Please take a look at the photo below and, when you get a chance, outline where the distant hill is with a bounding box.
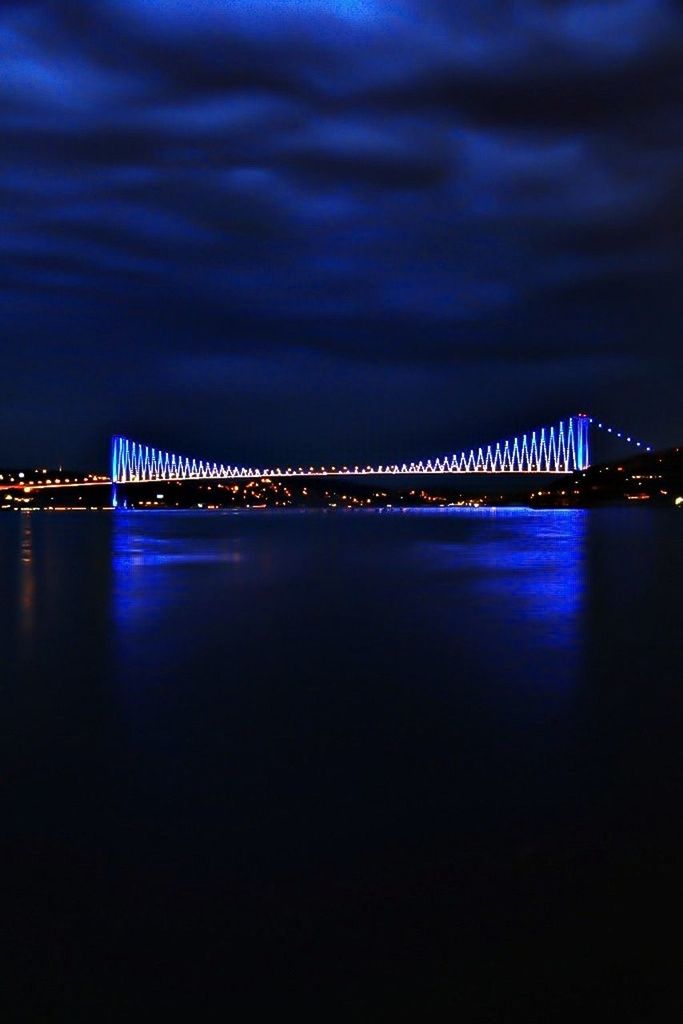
[524,446,683,508]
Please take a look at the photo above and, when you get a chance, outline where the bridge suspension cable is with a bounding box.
[588,417,652,452]
[111,414,593,485]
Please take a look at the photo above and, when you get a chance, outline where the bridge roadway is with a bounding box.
[5,463,578,495]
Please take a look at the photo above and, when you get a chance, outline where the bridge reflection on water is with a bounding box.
[111,507,587,699]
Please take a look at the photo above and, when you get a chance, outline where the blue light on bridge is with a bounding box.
[110,415,596,487]
[109,414,653,498]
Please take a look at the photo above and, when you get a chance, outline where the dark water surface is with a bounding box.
[1,508,681,1018]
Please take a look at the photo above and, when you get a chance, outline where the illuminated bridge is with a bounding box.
[110,414,651,487]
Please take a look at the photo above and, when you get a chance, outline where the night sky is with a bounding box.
[2,1,682,469]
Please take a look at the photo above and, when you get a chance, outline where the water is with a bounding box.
[1,508,681,1017]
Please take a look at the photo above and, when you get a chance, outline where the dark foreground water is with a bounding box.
[1,508,681,1019]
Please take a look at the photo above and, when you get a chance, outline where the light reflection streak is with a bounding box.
[111,511,244,657]
[18,513,35,642]
[418,508,587,684]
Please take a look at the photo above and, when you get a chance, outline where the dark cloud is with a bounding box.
[1,0,682,466]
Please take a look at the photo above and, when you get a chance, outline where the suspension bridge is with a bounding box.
[110,414,651,489]
[3,414,654,503]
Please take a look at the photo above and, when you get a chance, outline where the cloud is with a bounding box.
[1,0,682,462]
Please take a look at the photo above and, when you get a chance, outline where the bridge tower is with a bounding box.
[573,413,591,471]
[110,435,119,508]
